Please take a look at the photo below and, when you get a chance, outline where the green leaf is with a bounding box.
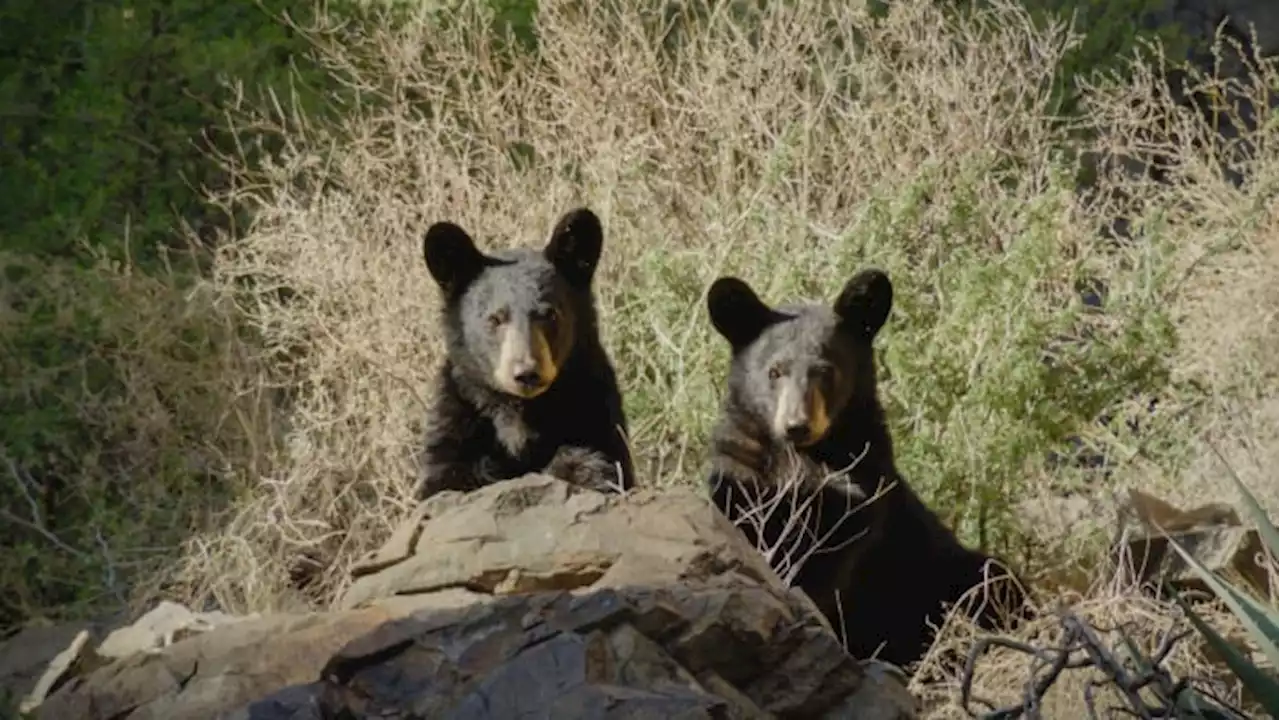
[1215,445,1280,562]
[1162,531,1279,669]
[1170,588,1279,718]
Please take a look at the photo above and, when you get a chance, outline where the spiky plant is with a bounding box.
[1161,468,1279,719]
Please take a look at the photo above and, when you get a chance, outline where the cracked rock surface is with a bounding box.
[240,584,916,719]
[29,475,918,719]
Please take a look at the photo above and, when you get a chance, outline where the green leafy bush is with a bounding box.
[959,0,1192,119]
[0,0,341,627]
[0,248,266,627]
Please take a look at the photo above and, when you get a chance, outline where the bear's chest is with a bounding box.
[486,404,573,470]
[490,405,538,459]
[480,391,588,475]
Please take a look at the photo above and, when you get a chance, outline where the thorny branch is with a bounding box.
[960,607,1252,720]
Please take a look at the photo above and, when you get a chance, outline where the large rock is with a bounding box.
[237,583,916,719]
[339,470,783,609]
[31,475,919,719]
[31,600,439,719]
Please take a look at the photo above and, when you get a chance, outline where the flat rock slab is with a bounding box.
[1112,488,1270,595]
[339,474,781,611]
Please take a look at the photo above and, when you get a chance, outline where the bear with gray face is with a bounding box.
[704,269,1028,670]
[413,207,635,502]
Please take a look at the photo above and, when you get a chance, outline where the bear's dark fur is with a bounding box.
[704,269,1029,670]
[413,207,635,502]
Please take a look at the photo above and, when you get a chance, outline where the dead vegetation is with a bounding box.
[915,589,1263,718]
[13,0,1266,714]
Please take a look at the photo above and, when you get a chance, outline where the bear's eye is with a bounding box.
[487,309,509,329]
[540,307,559,324]
[767,365,782,382]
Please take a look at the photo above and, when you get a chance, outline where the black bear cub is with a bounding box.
[414,207,635,502]
[704,269,1029,670]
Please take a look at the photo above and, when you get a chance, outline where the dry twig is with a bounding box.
[961,607,1251,720]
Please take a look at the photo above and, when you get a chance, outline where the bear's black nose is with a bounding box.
[514,370,542,389]
[785,424,810,443]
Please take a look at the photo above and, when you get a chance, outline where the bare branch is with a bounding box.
[960,607,1251,720]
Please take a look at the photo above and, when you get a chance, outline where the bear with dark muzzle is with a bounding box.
[413,207,635,502]
[704,269,1029,671]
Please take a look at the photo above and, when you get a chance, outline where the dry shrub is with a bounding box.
[918,37,1278,713]
[1068,33,1279,519]
[914,585,1260,718]
[917,492,1279,718]
[162,0,1275,652]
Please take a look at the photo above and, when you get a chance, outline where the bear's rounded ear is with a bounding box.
[423,221,487,296]
[707,277,777,351]
[544,207,603,289]
[834,269,893,339]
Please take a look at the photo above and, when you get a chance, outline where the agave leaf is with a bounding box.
[1213,445,1280,562]
[1120,626,1237,719]
[1160,525,1279,668]
[1171,589,1279,718]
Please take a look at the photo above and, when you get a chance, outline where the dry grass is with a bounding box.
[1072,40,1280,519]
[915,587,1265,718]
[918,464,1279,717]
[86,0,1276,712]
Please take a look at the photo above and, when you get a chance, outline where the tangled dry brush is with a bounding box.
[134,0,1278,712]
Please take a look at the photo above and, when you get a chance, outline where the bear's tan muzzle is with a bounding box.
[494,323,558,399]
[772,381,830,447]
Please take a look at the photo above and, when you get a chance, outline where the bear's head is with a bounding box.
[707,269,893,448]
[422,208,604,399]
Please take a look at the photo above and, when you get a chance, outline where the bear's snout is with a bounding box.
[513,367,543,390]
[772,380,830,447]
[492,320,559,399]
